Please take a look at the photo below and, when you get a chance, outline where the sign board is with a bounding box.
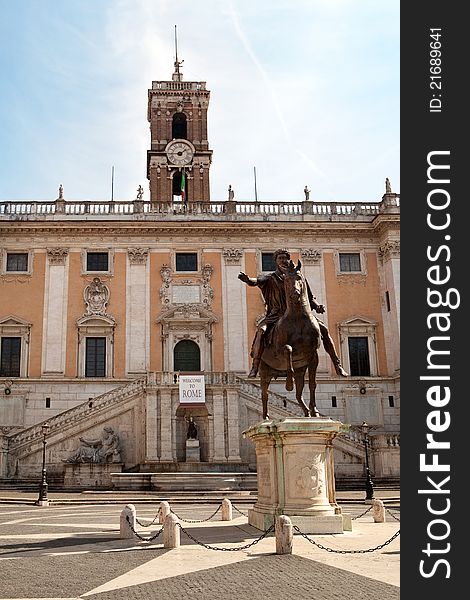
[179,374,206,404]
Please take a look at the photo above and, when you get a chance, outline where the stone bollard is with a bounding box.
[275,515,293,555]
[372,499,386,523]
[120,504,136,539]
[163,512,180,549]
[221,498,233,521]
[159,501,171,524]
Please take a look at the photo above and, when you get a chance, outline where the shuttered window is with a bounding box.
[348,337,370,376]
[85,337,106,377]
[0,337,21,377]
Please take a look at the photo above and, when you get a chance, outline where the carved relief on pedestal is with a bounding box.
[47,248,69,265]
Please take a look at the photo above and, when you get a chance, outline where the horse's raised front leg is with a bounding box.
[294,369,310,417]
[308,354,320,417]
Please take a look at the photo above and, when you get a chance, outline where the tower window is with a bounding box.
[6,253,28,272]
[172,112,187,139]
[176,253,198,272]
[0,337,21,377]
[173,170,187,200]
[85,337,106,377]
[174,340,201,372]
[348,336,371,376]
[261,253,276,272]
[339,253,361,272]
[86,252,109,272]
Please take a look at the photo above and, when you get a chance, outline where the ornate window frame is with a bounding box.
[337,316,378,377]
[0,315,31,377]
[334,249,367,276]
[172,250,202,274]
[1,250,33,276]
[81,249,114,276]
[77,315,115,378]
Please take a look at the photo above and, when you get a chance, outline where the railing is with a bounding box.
[151,81,207,91]
[0,195,400,220]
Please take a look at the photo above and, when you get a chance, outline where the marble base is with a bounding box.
[185,439,200,462]
[243,417,348,533]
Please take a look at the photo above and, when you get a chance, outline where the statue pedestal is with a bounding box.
[63,462,123,488]
[185,439,200,462]
[243,417,346,533]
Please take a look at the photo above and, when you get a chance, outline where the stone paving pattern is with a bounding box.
[0,491,400,600]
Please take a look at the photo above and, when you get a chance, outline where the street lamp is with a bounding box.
[361,421,375,502]
[35,422,50,506]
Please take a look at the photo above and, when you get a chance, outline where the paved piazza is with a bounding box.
[0,501,400,599]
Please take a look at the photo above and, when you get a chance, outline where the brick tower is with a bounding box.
[147,52,213,204]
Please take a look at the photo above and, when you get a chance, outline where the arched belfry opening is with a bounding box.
[174,340,201,372]
[172,112,187,139]
[172,170,187,200]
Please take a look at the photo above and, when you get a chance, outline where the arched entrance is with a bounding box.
[173,339,200,372]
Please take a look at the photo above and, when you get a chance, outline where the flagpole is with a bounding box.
[254,166,258,203]
[111,166,114,202]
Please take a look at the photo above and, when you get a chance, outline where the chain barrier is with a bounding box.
[231,503,249,517]
[177,522,275,551]
[126,515,164,542]
[351,506,372,520]
[171,504,222,523]
[135,513,160,527]
[385,507,400,522]
[292,524,400,553]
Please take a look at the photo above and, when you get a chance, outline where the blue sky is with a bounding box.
[0,0,399,203]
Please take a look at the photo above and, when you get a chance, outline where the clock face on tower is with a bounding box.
[166,140,194,166]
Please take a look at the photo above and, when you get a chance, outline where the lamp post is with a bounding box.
[361,421,375,502]
[35,422,50,506]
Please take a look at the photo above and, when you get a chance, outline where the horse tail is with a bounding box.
[285,344,294,391]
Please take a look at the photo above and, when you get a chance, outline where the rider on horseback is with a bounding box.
[238,249,348,379]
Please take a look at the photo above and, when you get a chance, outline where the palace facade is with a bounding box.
[0,59,400,489]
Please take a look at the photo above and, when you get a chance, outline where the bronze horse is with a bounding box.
[258,259,321,419]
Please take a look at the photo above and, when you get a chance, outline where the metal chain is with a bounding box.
[352,506,372,520]
[135,513,160,527]
[385,507,400,522]
[292,524,400,553]
[232,503,248,517]
[177,522,275,551]
[126,515,164,542]
[171,504,222,523]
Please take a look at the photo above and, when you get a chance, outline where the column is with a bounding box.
[226,389,241,462]
[212,391,226,461]
[145,376,158,461]
[126,249,150,374]
[42,249,69,375]
[159,389,174,461]
[221,249,247,372]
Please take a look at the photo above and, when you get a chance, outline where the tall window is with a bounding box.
[348,337,370,376]
[86,252,109,272]
[85,337,106,377]
[6,253,28,272]
[174,340,200,372]
[176,252,198,272]
[173,170,187,200]
[172,112,187,139]
[0,337,21,377]
[339,253,361,272]
[261,252,276,272]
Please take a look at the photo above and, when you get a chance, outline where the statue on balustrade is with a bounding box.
[64,426,121,464]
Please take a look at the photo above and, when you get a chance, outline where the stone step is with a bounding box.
[111,471,258,491]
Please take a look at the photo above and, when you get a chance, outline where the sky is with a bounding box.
[0,0,399,204]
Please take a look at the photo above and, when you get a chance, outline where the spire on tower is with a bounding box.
[172,25,184,82]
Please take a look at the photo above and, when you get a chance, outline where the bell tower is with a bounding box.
[147,37,212,204]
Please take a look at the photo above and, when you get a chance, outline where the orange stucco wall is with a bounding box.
[0,252,46,376]
[323,251,387,375]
